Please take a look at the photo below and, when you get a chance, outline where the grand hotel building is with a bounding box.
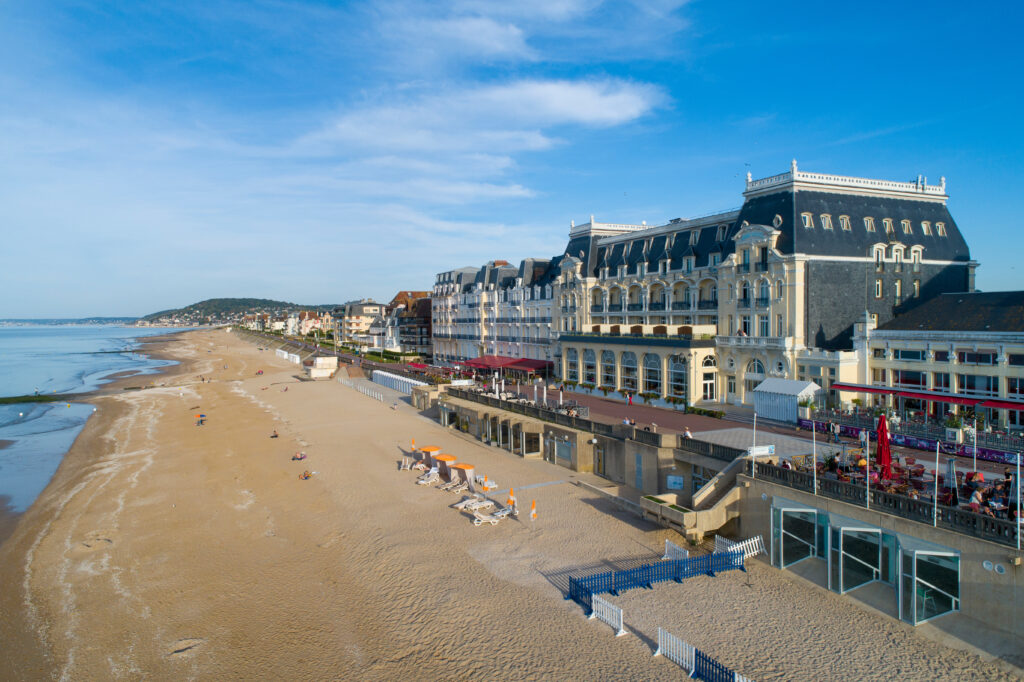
[433,161,977,411]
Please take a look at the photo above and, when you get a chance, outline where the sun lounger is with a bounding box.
[492,504,517,519]
[438,477,460,491]
[453,495,482,510]
[413,466,438,483]
[472,510,506,526]
[412,461,428,471]
[448,480,469,494]
[417,466,439,481]
[399,457,411,471]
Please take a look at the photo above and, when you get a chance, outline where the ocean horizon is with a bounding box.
[0,326,190,516]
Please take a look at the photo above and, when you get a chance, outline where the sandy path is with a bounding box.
[0,329,1018,680]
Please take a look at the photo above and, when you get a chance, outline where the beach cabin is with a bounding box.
[419,445,441,467]
[752,378,821,424]
[450,463,476,491]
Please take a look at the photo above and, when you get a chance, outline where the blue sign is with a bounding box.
[666,475,685,490]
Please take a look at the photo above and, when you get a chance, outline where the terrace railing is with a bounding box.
[751,461,1020,548]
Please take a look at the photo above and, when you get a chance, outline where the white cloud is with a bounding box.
[396,16,534,60]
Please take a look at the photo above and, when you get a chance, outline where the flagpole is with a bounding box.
[933,441,940,527]
[973,418,978,473]
[1016,452,1020,553]
[812,423,817,495]
[752,412,757,449]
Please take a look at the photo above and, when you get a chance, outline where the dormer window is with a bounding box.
[839,215,851,231]
[864,216,876,232]
[685,257,694,273]
[772,214,783,228]
[883,218,895,234]
[717,224,728,240]
[901,219,912,234]
[710,253,721,267]
[801,212,813,228]
[820,214,833,230]
[689,230,699,246]
[921,221,932,236]
[936,221,947,236]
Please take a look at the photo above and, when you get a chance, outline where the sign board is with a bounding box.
[666,475,685,491]
[450,379,475,386]
[747,445,775,456]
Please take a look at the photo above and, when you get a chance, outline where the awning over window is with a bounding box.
[980,398,1024,411]
[829,382,892,395]
[895,390,983,406]
[507,358,553,371]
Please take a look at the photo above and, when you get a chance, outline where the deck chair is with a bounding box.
[492,505,517,519]
[412,460,428,472]
[399,457,411,471]
[417,466,439,481]
[467,498,494,512]
[417,471,439,485]
[472,510,505,526]
[453,494,482,510]
[448,479,469,494]
[438,477,460,491]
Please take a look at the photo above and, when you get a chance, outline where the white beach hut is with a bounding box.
[752,378,821,424]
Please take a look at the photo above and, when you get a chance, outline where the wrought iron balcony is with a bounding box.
[672,301,691,310]
[590,304,604,313]
[648,301,666,311]
[755,297,770,308]
[737,298,752,308]
[607,304,623,312]
[697,299,718,310]
[626,303,644,311]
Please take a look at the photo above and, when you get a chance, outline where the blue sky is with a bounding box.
[1,1,1021,317]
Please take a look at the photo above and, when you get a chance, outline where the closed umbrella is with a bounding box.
[876,414,892,481]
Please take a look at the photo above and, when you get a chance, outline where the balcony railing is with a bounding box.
[755,297,770,308]
[751,461,1020,548]
[754,262,769,272]
[627,303,644,311]
[649,301,666,311]
[737,298,752,308]
[590,304,604,313]
[737,263,750,273]
[608,304,623,312]
[697,299,718,310]
[671,301,691,310]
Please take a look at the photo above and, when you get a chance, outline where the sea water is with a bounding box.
[0,326,189,514]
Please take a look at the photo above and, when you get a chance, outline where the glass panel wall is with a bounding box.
[781,510,817,567]
[899,548,960,625]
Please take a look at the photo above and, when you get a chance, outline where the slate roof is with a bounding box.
[734,190,970,261]
[878,291,1024,332]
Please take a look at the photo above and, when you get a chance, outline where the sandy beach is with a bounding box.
[0,329,1019,680]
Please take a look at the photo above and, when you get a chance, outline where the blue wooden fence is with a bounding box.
[694,649,733,682]
[566,551,744,613]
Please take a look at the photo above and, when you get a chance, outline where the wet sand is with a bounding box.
[0,329,1019,680]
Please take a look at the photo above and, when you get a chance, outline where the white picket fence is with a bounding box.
[716,535,765,560]
[286,353,300,364]
[275,348,288,359]
[653,627,695,671]
[589,595,627,637]
[662,539,689,561]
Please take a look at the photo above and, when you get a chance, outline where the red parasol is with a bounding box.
[876,414,893,480]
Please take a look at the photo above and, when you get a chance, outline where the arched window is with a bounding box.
[758,280,770,302]
[601,350,616,388]
[741,282,751,302]
[643,353,662,394]
[775,280,784,299]
[583,349,597,385]
[566,348,579,382]
[702,355,717,368]
[747,358,765,375]
[669,355,688,398]
[620,352,638,392]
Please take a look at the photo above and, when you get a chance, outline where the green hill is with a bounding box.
[142,298,340,322]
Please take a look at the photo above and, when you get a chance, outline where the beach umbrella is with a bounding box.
[876,414,893,481]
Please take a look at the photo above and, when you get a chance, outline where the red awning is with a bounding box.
[407,362,428,369]
[829,382,893,395]
[507,358,553,371]
[980,398,1024,411]
[463,355,521,369]
[895,390,982,406]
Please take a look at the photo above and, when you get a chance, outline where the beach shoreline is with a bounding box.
[0,328,1019,680]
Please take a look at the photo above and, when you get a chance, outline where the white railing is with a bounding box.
[339,378,385,402]
[589,595,627,637]
[662,539,689,561]
[275,348,288,359]
[287,353,300,364]
[653,627,695,672]
[746,165,946,197]
[715,535,736,554]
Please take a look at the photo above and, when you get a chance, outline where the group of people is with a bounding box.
[965,471,1017,520]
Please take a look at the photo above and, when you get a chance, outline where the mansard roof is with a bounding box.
[878,291,1024,332]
